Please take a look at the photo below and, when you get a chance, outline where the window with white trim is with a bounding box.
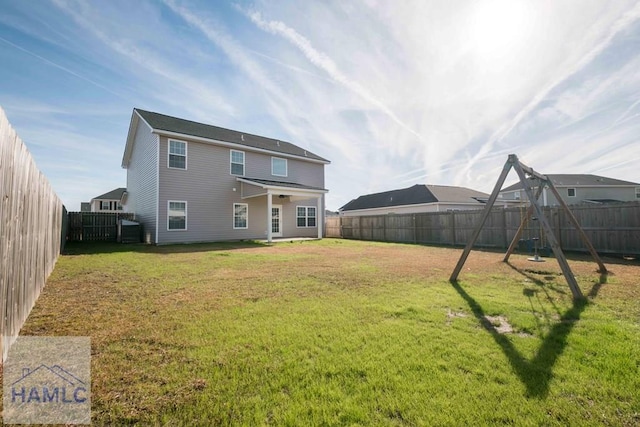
[567,188,576,197]
[168,201,187,230]
[271,157,287,177]
[168,140,187,169]
[636,187,640,199]
[297,206,316,227]
[233,203,248,229]
[230,150,245,176]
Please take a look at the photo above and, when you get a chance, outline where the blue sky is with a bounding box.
[1,0,639,211]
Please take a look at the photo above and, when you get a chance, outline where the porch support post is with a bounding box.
[317,196,323,239]
[266,191,272,243]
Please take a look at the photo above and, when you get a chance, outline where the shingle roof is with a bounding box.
[501,174,639,192]
[339,184,488,211]
[238,177,327,192]
[93,187,126,200]
[135,109,329,163]
[425,185,490,204]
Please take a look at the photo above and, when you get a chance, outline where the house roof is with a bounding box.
[92,187,126,200]
[237,177,327,192]
[501,174,639,192]
[339,184,488,211]
[133,109,329,163]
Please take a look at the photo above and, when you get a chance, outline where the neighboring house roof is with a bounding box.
[129,108,329,164]
[92,187,126,200]
[339,184,488,211]
[583,198,626,204]
[501,174,640,192]
[426,185,490,204]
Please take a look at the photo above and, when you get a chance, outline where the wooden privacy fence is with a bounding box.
[66,212,136,242]
[0,107,64,362]
[326,202,640,255]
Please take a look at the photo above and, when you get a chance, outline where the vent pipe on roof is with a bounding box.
[241,134,244,141]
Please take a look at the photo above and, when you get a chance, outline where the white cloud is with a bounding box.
[2,0,640,211]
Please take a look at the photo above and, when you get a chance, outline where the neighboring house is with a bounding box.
[80,202,91,212]
[90,188,126,212]
[339,184,491,216]
[500,174,640,206]
[121,108,330,244]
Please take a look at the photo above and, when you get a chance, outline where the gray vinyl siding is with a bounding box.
[281,198,324,237]
[245,152,325,187]
[502,186,638,206]
[240,182,266,198]
[158,137,324,244]
[156,136,327,243]
[125,121,158,243]
[556,186,637,205]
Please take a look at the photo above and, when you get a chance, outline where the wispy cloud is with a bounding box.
[1,0,639,211]
[241,8,423,142]
[454,1,640,184]
[0,35,128,100]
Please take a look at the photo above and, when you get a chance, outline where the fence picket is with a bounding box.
[326,202,640,255]
[0,107,63,362]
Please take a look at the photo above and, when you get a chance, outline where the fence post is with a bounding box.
[502,208,508,248]
[412,214,417,244]
[451,211,456,245]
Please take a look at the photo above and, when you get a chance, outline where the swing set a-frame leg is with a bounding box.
[450,156,514,282]
[503,183,545,262]
[449,154,602,301]
[512,162,584,299]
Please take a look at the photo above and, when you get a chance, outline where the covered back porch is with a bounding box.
[237,178,328,242]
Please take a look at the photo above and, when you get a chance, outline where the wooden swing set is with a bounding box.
[449,154,607,299]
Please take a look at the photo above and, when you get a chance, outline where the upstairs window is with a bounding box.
[272,157,287,177]
[297,206,316,227]
[567,188,576,197]
[168,140,187,169]
[636,187,640,199]
[230,150,245,176]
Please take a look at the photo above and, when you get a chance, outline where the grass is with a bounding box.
[5,239,640,425]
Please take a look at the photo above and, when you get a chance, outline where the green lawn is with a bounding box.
[9,239,640,425]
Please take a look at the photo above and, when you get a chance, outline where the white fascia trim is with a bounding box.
[236,178,327,197]
[153,129,330,165]
[554,184,637,188]
[122,110,154,168]
[155,133,160,244]
[241,192,268,200]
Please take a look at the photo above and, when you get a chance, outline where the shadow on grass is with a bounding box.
[62,240,269,255]
[450,267,605,399]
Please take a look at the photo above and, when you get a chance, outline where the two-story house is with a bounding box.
[89,187,126,212]
[121,109,330,244]
[500,174,640,206]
